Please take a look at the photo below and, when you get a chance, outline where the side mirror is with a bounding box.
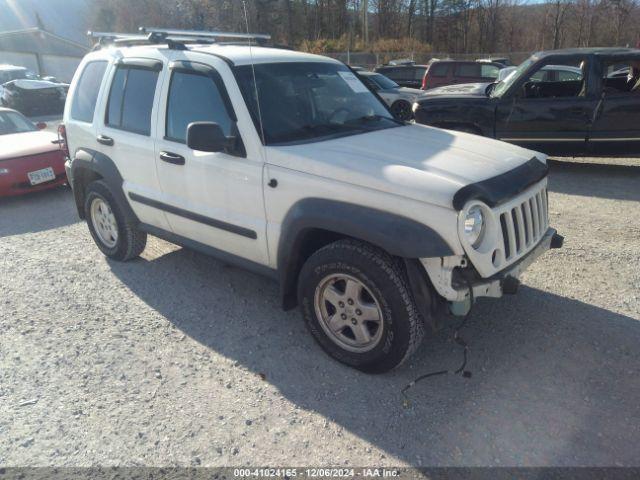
[36,122,47,130]
[186,122,233,153]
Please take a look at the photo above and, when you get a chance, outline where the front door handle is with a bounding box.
[159,151,185,165]
[97,135,114,146]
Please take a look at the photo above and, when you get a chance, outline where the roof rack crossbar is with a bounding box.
[139,27,271,42]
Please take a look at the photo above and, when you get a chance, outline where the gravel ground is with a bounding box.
[0,158,639,468]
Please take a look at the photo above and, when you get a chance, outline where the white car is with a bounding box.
[355,71,424,120]
[63,29,562,372]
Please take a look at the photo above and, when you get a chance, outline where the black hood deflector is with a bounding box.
[452,157,548,210]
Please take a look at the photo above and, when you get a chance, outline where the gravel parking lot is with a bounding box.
[0,157,639,467]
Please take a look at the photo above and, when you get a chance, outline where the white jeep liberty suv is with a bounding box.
[62,29,563,373]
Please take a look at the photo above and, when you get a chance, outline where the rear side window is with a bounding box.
[379,68,399,80]
[70,61,108,122]
[455,63,480,77]
[165,71,233,142]
[106,66,159,135]
[414,67,427,80]
[429,63,449,77]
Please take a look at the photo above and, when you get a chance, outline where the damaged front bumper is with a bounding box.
[422,228,563,316]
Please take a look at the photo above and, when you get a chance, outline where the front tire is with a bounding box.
[84,180,146,261]
[297,239,424,373]
[390,100,412,121]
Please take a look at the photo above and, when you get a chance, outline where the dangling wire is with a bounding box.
[401,278,474,406]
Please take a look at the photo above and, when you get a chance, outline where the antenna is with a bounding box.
[242,1,266,145]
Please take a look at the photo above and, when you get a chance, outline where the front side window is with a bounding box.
[235,62,400,146]
[71,61,108,122]
[106,66,159,135]
[166,71,233,142]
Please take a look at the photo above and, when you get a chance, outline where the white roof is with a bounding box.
[92,44,340,67]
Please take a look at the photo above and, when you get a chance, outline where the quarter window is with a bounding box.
[455,63,480,77]
[429,63,449,77]
[106,66,159,135]
[70,61,108,122]
[165,71,233,143]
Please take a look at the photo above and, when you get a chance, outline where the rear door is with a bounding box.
[65,59,110,162]
[97,56,171,230]
[588,57,640,155]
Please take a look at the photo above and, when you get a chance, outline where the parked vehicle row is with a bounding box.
[374,58,506,90]
[0,64,69,116]
[61,28,562,373]
[412,48,640,156]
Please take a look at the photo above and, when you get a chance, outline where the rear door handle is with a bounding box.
[97,135,114,146]
[159,151,185,165]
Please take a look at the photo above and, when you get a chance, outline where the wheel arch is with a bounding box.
[278,198,454,310]
[70,149,138,223]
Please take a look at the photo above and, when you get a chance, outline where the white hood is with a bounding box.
[266,124,545,209]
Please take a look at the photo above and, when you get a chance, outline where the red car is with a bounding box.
[0,108,66,197]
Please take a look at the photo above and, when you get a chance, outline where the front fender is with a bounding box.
[277,198,455,309]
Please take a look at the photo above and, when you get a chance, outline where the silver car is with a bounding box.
[356,71,424,121]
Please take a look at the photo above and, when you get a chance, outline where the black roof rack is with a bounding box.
[88,28,272,50]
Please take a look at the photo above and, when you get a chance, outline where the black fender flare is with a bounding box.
[70,148,138,223]
[277,198,454,310]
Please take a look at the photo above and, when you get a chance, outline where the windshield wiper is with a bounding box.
[346,114,403,127]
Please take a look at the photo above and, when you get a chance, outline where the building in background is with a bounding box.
[0,0,90,82]
[0,28,88,82]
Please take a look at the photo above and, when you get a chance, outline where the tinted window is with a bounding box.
[455,63,480,77]
[480,64,500,78]
[413,67,427,80]
[429,63,449,77]
[166,71,233,142]
[106,67,159,135]
[378,67,399,80]
[71,61,108,122]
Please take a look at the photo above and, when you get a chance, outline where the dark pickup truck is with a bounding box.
[413,48,640,156]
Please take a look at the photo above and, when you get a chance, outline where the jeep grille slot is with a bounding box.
[500,187,548,261]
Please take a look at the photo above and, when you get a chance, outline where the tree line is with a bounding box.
[92,0,640,57]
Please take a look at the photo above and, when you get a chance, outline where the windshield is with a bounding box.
[491,59,534,97]
[235,62,400,145]
[370,73,399,90]
[0,110,37,135]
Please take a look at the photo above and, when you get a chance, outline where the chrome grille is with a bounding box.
[499,187,549,261]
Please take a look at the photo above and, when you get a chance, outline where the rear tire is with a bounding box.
[297,239,424,373]
[84,180,146,261]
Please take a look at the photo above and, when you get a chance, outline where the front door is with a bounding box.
[153,56,269,266]
[495,57,595,156]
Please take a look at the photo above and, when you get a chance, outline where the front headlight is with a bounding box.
[0,168,9,175]
[464,205,485,248]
